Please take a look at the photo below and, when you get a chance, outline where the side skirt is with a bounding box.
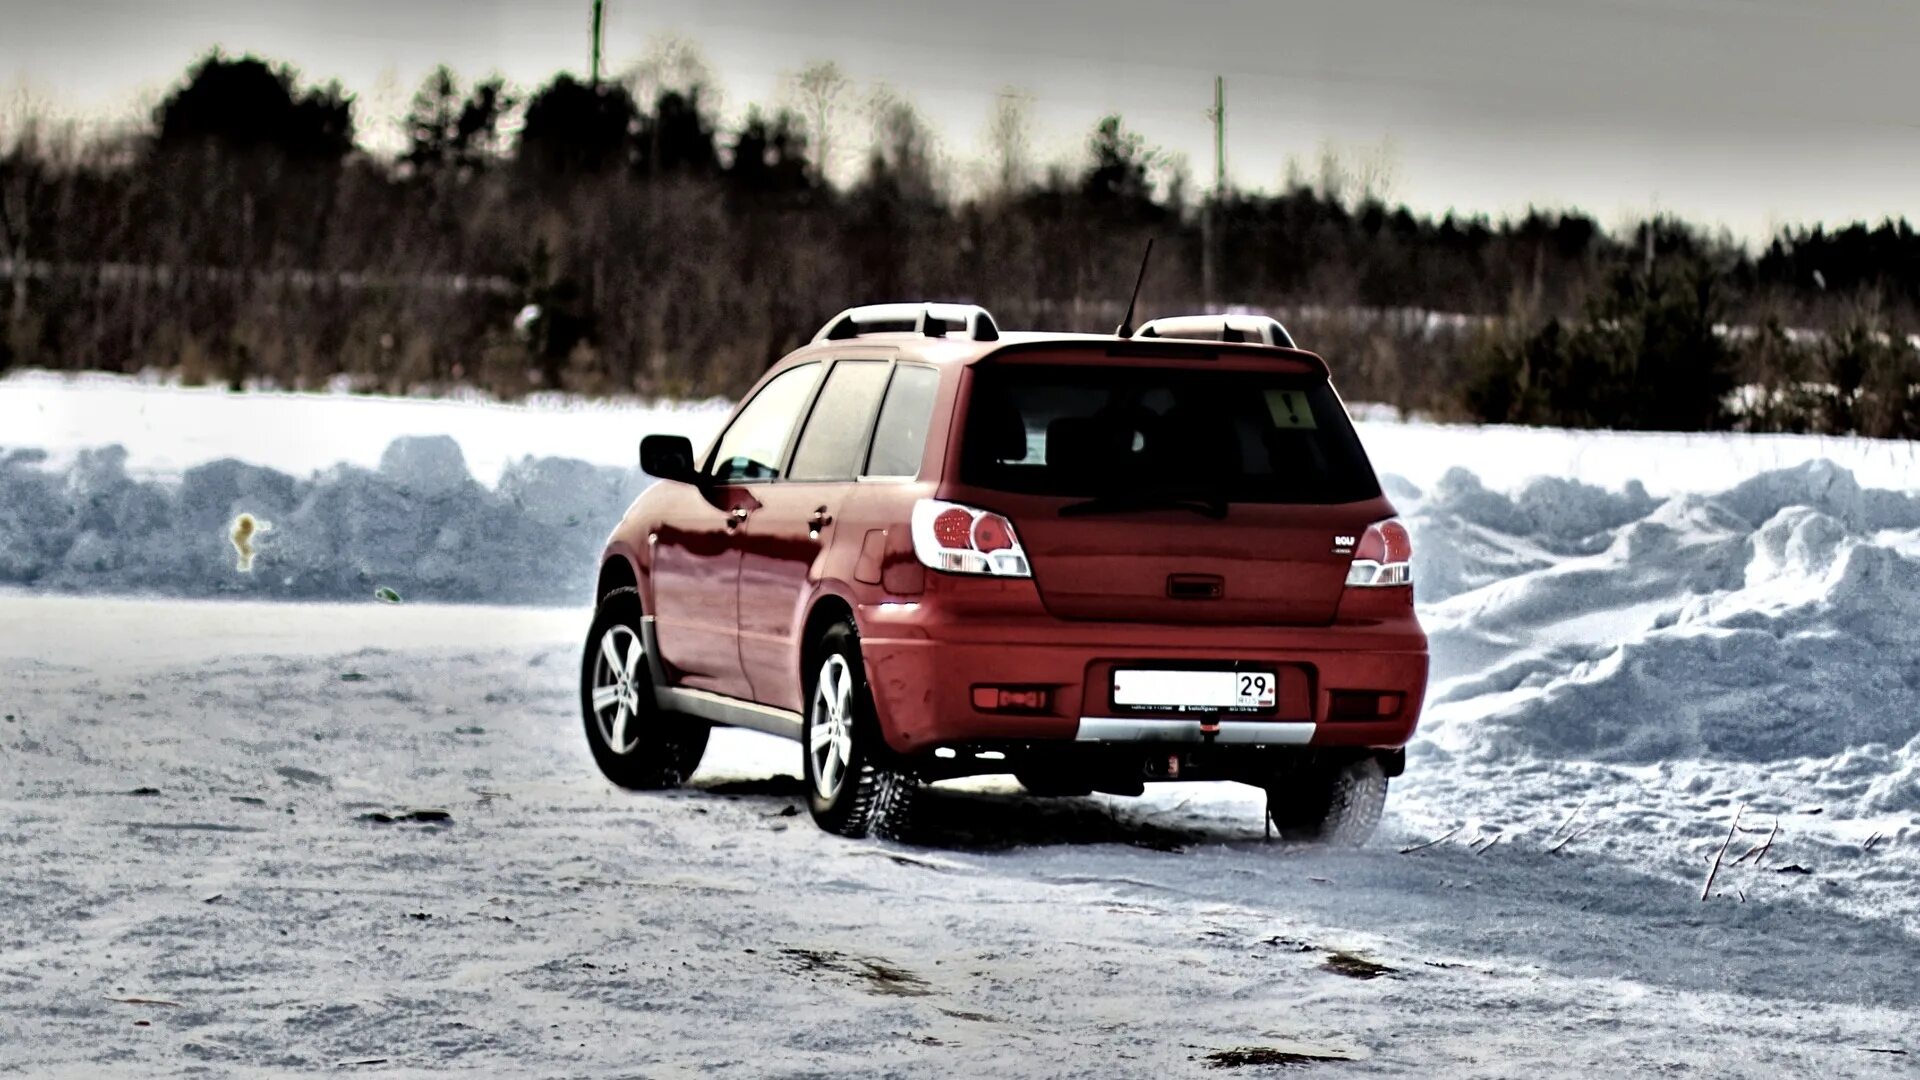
[642,616,803,742]
[654,686,804,742]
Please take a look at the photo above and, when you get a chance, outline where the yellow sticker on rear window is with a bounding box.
[1264,390,1317,429]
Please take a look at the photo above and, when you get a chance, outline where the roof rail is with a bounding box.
[813,302,1000,344]
[1135,313,1296,349]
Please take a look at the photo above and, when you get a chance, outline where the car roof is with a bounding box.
[778,330,1333,377]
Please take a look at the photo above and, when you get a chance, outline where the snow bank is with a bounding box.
[0,436,647,604]
[1402,459,1920,823]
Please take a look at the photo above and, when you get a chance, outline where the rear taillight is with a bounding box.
[911,499,1031,577]
[1344,518,1412,588]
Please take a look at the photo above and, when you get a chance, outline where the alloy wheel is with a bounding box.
[809,653,857,800]
[590,625,645,755]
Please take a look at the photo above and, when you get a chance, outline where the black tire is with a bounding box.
[579,590,708,790]
[802,620,919,840]
[1265,758,1388,847]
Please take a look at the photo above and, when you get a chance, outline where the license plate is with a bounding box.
[1112,668,1278,714]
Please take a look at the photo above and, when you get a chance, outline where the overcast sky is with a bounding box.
[5,0,1918,242]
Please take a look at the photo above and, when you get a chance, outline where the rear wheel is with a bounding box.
[803,621,919,839]
[1265,758,1387,846]
[579,592,708,789]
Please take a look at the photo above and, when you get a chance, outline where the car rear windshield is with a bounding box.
[959,363,1380,504]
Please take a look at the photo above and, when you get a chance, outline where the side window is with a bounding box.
[863,365,940,478]
[709,364,822,483]
[788,361,894,481]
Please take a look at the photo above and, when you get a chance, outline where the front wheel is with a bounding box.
[803,621,919,839]
[1265,758,1388,847]
[579,593,708,789]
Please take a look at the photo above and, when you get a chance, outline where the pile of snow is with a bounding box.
[1400,458,1920,829]
[0,437,648,604]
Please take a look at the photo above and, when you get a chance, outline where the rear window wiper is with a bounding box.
[1058,492,1229,519]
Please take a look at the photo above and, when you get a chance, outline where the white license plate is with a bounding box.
[1112,668,1277,713]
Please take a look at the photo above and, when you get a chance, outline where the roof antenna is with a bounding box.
[1114,237,1155,338]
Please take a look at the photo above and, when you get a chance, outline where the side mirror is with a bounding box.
[640,434,700,485]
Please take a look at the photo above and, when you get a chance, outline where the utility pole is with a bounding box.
[1213,75,1226,202]
[590,0,605,89]
[1202,76,1225,309]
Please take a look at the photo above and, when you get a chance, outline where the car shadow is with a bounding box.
[905,783,1245,852]
[690,772,1256,852]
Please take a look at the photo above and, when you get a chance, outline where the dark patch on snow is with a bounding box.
[1205,1045,1348,1068]
[274,766,331,787]
[126,822,262,833]
[359,809,453,825]
[778,947,932,997]
[1320,952,1395,980]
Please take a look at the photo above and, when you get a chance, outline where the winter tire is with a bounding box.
[1266,757,1387,846]
[803,620,919,840]
[580,590,708,789]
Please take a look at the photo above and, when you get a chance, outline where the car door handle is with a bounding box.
[808,507,834,538]
[726,507,750,530]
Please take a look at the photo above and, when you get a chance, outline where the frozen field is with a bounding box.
[6,369,1918,493]
[3,370,1918,1075]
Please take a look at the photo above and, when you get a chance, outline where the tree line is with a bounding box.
[1,50,1915,436]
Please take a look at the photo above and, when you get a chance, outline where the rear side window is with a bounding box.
[960,364,1379,504]
[863,365,940,478]
[709,363,821,483]
[788,361,893,481]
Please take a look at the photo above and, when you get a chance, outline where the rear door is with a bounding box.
[736,357,896,710]
[946,349,1388,627]
[650,362,821,698]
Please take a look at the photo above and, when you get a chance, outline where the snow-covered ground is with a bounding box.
[4,595,1915,1077]
[3,370,1918,1074]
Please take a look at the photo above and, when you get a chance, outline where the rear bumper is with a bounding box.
[856,600,1427,757]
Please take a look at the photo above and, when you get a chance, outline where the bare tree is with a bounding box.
[864,86,937,202]
[1314,139,1348,208]
[984,88,1032,199]
[1352,136,1399,206]
[790,61,849,186]
[629,35,716,108]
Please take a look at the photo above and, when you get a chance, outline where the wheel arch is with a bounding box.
[798,592,858,693]
[595,546,643,607]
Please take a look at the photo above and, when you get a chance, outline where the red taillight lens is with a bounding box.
[911,499,1032,577]
[1345,518,1413,588]
[971,513,1014,553]
[932,507,974,549]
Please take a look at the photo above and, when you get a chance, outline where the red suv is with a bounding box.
[580,303,1426,844]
